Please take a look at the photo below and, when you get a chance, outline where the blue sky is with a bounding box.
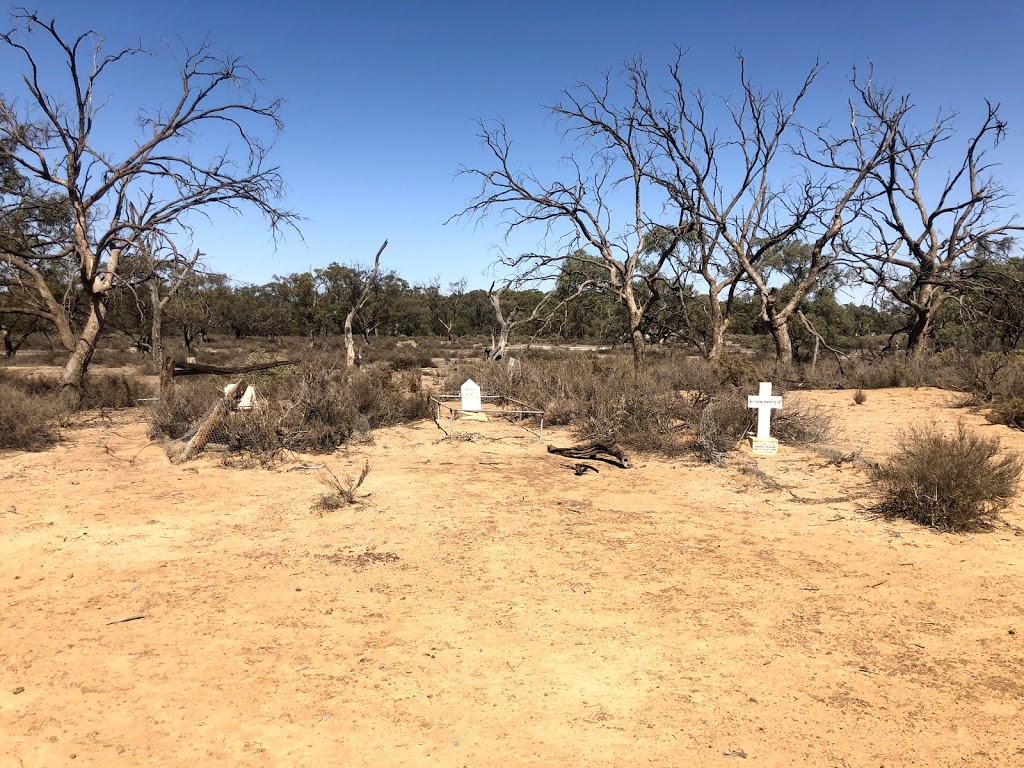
[3,1,1022,290]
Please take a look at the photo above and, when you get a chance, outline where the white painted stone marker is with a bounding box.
[747,381,783,455]
[460,379,482,412]
[224,381,257,410]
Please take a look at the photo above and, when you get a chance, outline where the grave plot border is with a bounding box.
[429,394,545,441]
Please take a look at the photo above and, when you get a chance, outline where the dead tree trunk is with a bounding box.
[345,240,388,369]
[486,281,564,362]
[59,296,108,407]
[160,355,176,405]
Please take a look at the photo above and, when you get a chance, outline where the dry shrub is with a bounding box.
[389,351,437,370]
[771,398,833,446]
[445,354,686,453]
[954,352,1024,403]
[873,421,1023,532]
[678,354,760,408]
[986,398,1024,430]
[575,372,683,453]
[693,393,755,463]
[0,368,58,397]
[0,368,150,411]
[349,366,432,427]
[848,351,961,391]
[80,372,153,409]
[314,461,371,511]
[151,356,430,462]
[149,378,225,440]
[853,388,867,405]
[90,348,146,368]
[2,348,66,366]
[0,378,60,451]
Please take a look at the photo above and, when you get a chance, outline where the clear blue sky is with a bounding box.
[4,0,1022,289]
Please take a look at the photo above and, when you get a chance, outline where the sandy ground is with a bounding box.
[1,387,1023,767]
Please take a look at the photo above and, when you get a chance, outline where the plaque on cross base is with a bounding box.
[751,436,779,455]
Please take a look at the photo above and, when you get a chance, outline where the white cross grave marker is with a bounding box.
[747,381,783,455]
[460,379,482,412]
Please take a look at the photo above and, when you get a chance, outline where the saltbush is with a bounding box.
[986,397,1024,430]
[873,421,1022,532]
[151,356,431,462]
[0,379,60,451]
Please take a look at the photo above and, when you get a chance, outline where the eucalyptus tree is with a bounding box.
[0,12,297,402]
[842,101,1022,356]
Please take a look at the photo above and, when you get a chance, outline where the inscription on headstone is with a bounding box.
[460,379,482,412]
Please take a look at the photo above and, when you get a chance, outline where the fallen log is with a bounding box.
[547,442,631,468]
[172,359,298,377]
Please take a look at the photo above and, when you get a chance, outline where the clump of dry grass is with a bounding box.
[873,421,1022,532]
[0,375,60,451]
[692,394,755,464]
[314,461,371,511]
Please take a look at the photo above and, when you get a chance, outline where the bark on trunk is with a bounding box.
[630,326,646,372]
[160,355,176,405]
[768,320,794,370]
[905,308,938,359]
[59,297,108,403]
[489,325,511,361]
[706,300,728,361]
[149,280,164,365]
[344,308,357,368]
[2,328,13,358]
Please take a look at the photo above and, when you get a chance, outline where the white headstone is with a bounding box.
[460,379,482,412]
[224,382,257,411]
[747,381,782,454]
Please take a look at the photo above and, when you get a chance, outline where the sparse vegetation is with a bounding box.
[873,421,1023,532]
[80,372,154,410]
[315,461,371,510]
[150,356,431,464]
[853,388,867,405]
[693,393,755,464]
[986,397,1024,430]
[0,376,60,451]
[772,399,833,446]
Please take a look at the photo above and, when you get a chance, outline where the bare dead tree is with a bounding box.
[452,63,693,372]
[840,99,1022,357]
[344,240,387,368]
[123,221,203,365]
[438,277,467,342]
[0,12,299,403]
[452,52,907,368]
[639,55,905,366]
[485,280,563,361]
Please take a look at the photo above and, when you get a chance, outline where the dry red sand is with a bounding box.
[2,387,1022,767]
